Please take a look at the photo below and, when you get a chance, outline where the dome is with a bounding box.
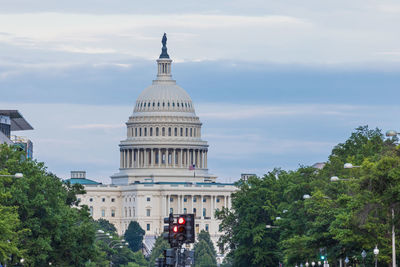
[133,80,195,113]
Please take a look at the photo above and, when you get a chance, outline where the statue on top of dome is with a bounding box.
[160,33,170,59]
[162,33,167,48]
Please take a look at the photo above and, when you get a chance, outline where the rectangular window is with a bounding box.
[170,208,173,214]
[102,198,105,202]
[203,198,206,203]
[89,206,93,216]
[216,198,220,203]
[170,197,173,202]
[184,208,187,214]
[146,209,151,216]
[193,208,196,214]
[111,209,115,217]
[147,197,151,202]
[147,224,150,231]
[205,224,209,232]
[111,198,115,202]
[101,209,105,217]
[193,197,197,202]
[184,197,187,202]
[203,208,206,217]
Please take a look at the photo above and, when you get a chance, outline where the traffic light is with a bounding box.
[320,255,325,261]
[185,214,195,243]
[163,214,174,242]
[164,248,176,266]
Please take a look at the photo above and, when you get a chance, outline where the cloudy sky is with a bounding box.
[1,0,399,183]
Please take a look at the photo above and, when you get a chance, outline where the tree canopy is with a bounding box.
[125,221,145,252]
[194,230,217,267]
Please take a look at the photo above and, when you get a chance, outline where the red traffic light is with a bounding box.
[173,225,178,233]
[178,217,186,225]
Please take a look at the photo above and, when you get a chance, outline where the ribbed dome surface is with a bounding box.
[133,80,195,113]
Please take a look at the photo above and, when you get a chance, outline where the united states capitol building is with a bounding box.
[70,35,236,249]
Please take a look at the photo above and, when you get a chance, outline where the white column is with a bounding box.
[177,195,180,214]
[151,149,154,167]
[162,195,166,217]
[181,195,184,213]
[205,151,208,168]
[158,149,161,167]
[197,150,200,167]
[201,195,204,220]
[191,195,194,214]
[228,196,232,209]
[123,150,126,168]
[172,148,176,167]
[186,149,189,167]
[167,195,170,215]
[211,196,214,219]
[120,150,123,168]
[180,149,183,167]
[127,149,131,168]
[165,149,169,167]
[134,149,137,168]
[144,149,147,167]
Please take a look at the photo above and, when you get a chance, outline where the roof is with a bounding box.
[65,178,101,185]
[0,110,34,131]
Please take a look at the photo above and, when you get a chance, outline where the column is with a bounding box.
[178,195,180,214]
[134,149,137,168]
[228,196,232,209]
[186,149,189,167]
[191,195,194,214]
[120,150,123,168]
[172,149,176,167]
[180,149,183,167]
[151,149,154,167]
[197,150,200,167]
[162,195,166,217]
[124,150,127,168]
[167,195,170,215]
[144,149,147,167]
[211,196,214,219]
[200,195,204,219]
[205,151,208,168]
[127,149,131,168]
[158,149,161,167]
[224,196,227,208]
[181,195,184,213]
[165,149,169,167]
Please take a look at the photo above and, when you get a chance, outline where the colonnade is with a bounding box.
[162,194,231,220]
[120,148,208,169]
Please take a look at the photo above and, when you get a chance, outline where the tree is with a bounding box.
[148,235,170,267]
[94,218,117,234]
[194,230,217,267]
[125,221,145,252]
[0,144,98,266]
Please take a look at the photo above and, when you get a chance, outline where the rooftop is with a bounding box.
[0,110,34,131]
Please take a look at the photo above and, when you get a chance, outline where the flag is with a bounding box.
[189,164,195,170]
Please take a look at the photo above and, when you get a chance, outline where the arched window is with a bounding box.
[139,128,142,136]
[177,102,180,107]
[174,128,177,136]
[163,102,165,107]
[129,208,132,217]
[158,102,160,107]
[125,207,127,217]
[185,128,188,136]
[156,127,159,136]
[168,102,170,107]
[162,127,165,136]
[172,102,175,107]
[135,128,137,137]
[190,128,192,137]
[168,127,171,136]
[150,128,153,136]
[180,128,183,136]
[153,102,155,107]
[144,128,147,136]
[194,128,196,137]
[193,208,197,214]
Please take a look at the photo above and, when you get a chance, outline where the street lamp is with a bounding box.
[317,261,321,266]
[305,262,309,267]
[303,194,311,199]
[386,130,399,137]
[361,250,367,267]
[344,256,349,266]
[344,163,360,169]
[373,245,379,267]
[0,173,23,178]
[312,262,315,267]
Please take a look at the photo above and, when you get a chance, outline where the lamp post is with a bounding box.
[312,262,315,267]
[361,250,367,267]
[0,173,23,178]
[373,246,379,267]
[344,256,349,267]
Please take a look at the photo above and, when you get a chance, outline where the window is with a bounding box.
[89,198,93,202]
[184,197,187,202]
[147,197,151,202]
[144,128,147,136]
[185,128,188,136]
[150,128,153,136]
[193,208,197,214]
[170,197,174,202]
[129,208,132,217]
[203,198,206,203]
[89,206,93,216]
[146,209,151,216]
[125,207,127,217]
[77,197,81,202]
[156,127,159,136]
[111,209,115,217]
[135,128,137,136]
[180,128,183,136]
[205,224,209,232]
[101,209,105,217]
[147,224,150,231]
[174,128,177,136]
[216,198,220,203]
[193,197,197,202]
[170,208,173,214]
[194,128,196,137]
[190,128,192,137]
[162,128,165,136]
[111,198,115,202]
[184,208,187,214]
[203,208,206,217]
[139,128,142,136]
[168,127,171,136]
[102,198,105,202]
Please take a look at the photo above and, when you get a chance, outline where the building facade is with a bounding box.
[74,36,236,248]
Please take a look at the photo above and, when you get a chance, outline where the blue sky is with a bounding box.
[1,0,400,183]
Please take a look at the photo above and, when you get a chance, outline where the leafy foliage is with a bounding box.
[125,221,145,252]
[148,235,170,267]
[194,230,217,267]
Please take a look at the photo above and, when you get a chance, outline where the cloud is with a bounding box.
[68,123,125,129]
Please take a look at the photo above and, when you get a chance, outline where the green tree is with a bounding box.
[148,235,170,267]
[125,221,145,252]
[0,144,98,266]
[94,218,118,234]
[194,230,217,267]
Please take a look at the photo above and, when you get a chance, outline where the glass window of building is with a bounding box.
[170,208,173,214]
[89,198,93,202]
[216,198,220,203]
[146,209,151,216]
[147,224,150,231]
[102,198,105,202]
[205,224,209,232]
[193,197,197,202]
[203,208,206,217]
[184,208,187,214]
[111,198,115,202]
[203,198,206,203]
[193,208,197,214]
[170,197,173,202]
[111,209,115,217]
[101,209,105,217]
[147,197,151,202]
[184,197,187,202]
[89,206,93,216]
